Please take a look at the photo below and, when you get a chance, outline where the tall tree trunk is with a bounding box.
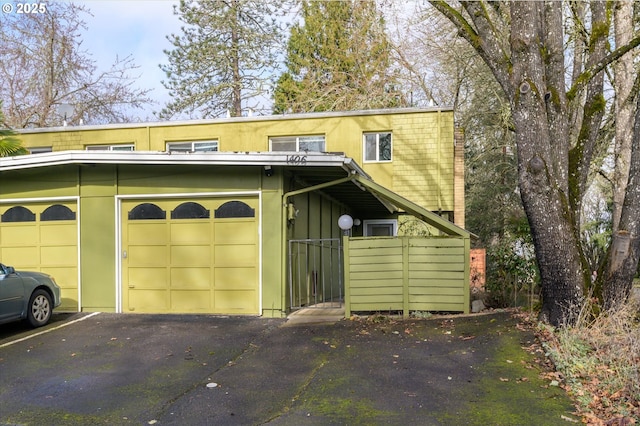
[611,1,635,232]
[509,2,586,325]
[230,1,242,117]
[600,1,638,309]
[602,90,640,309]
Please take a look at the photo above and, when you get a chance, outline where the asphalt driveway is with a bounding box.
[0,311,576,425]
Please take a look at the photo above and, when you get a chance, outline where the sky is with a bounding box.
[78,0,181,120]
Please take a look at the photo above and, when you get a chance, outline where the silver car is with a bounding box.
[0,263,62,327]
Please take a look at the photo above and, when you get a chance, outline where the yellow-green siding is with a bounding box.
[0,163,288,316]
[17,109,457,214]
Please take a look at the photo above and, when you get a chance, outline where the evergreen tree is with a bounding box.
[160,0,289,119]
[274,0,405,113]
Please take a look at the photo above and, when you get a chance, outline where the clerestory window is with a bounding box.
[166,140,219,153]
[269,135,325,152]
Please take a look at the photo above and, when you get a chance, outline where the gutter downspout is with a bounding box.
[280,174,356,315]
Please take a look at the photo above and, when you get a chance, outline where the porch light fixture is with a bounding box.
[338,214,354,233]
[264,165,274,177]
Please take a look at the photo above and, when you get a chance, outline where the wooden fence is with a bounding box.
[344,236,470,317]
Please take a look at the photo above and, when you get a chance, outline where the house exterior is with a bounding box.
[0,108,469,317]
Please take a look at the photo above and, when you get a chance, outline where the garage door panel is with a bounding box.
[128,267,168,289]
[40,246,76,265]
[40,224,77,244]
[171,290,211,311]
[215,245,257,266]
[129,290,169,311]
[170,245,211,266]
[170,222,211,244]
[170,268,210,289]
[46,267,76,288]
[0,247,39,267]
[214,290,257,312]
[215,267,256,290]
[2,225,38,244]
[127,223,167,244]
[128,246,167,266]
[214,221,256,244]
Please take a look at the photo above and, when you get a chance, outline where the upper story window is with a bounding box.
[166,140,219,153]
[28,147,52,154]
[270,135,325,152]
[363,132,392,162]
[86,144,134,151]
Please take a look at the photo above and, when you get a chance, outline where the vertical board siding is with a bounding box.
[345,236,469,317]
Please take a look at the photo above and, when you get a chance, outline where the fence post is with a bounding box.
[464,237,471,314]
[343,235,351,318]
[403,237,410,319]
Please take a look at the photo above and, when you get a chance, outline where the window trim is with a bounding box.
[85,144,135,151]
[269,135,326,152]
[28,146,53,154]
[363,132,392,163]
[363,219,397,237]
[166,140,219,153]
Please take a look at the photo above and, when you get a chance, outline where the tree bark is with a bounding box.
[509,2,585,326]
[602,90,640,309]
[611,1,635,232]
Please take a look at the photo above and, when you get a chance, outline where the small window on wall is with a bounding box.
[363,132,392,162]
[29,147,52,154]
[270,135,325,152]
[86,144,134,151]
[363,219,397,237]
[166,140,219,153]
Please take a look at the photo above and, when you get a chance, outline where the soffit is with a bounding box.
[284,166,396,218]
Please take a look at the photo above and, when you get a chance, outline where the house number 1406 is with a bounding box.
[286,155,307,165]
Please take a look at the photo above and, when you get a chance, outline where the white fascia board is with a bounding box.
[16,107,454,134]
[0,150,370,177]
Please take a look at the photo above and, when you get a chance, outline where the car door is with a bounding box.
[0,266,25,322]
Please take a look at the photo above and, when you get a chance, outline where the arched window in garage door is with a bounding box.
[214,200,255,218]
[128,203,166,220]
[41,204,76,221]
[171,202,210,219]
[1,206,36,222]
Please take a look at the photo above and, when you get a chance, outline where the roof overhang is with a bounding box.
[0,150,470,237]
[0,150,368,174]
[349,175,470,237]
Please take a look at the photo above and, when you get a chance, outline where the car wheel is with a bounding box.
[27,289,52,327]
